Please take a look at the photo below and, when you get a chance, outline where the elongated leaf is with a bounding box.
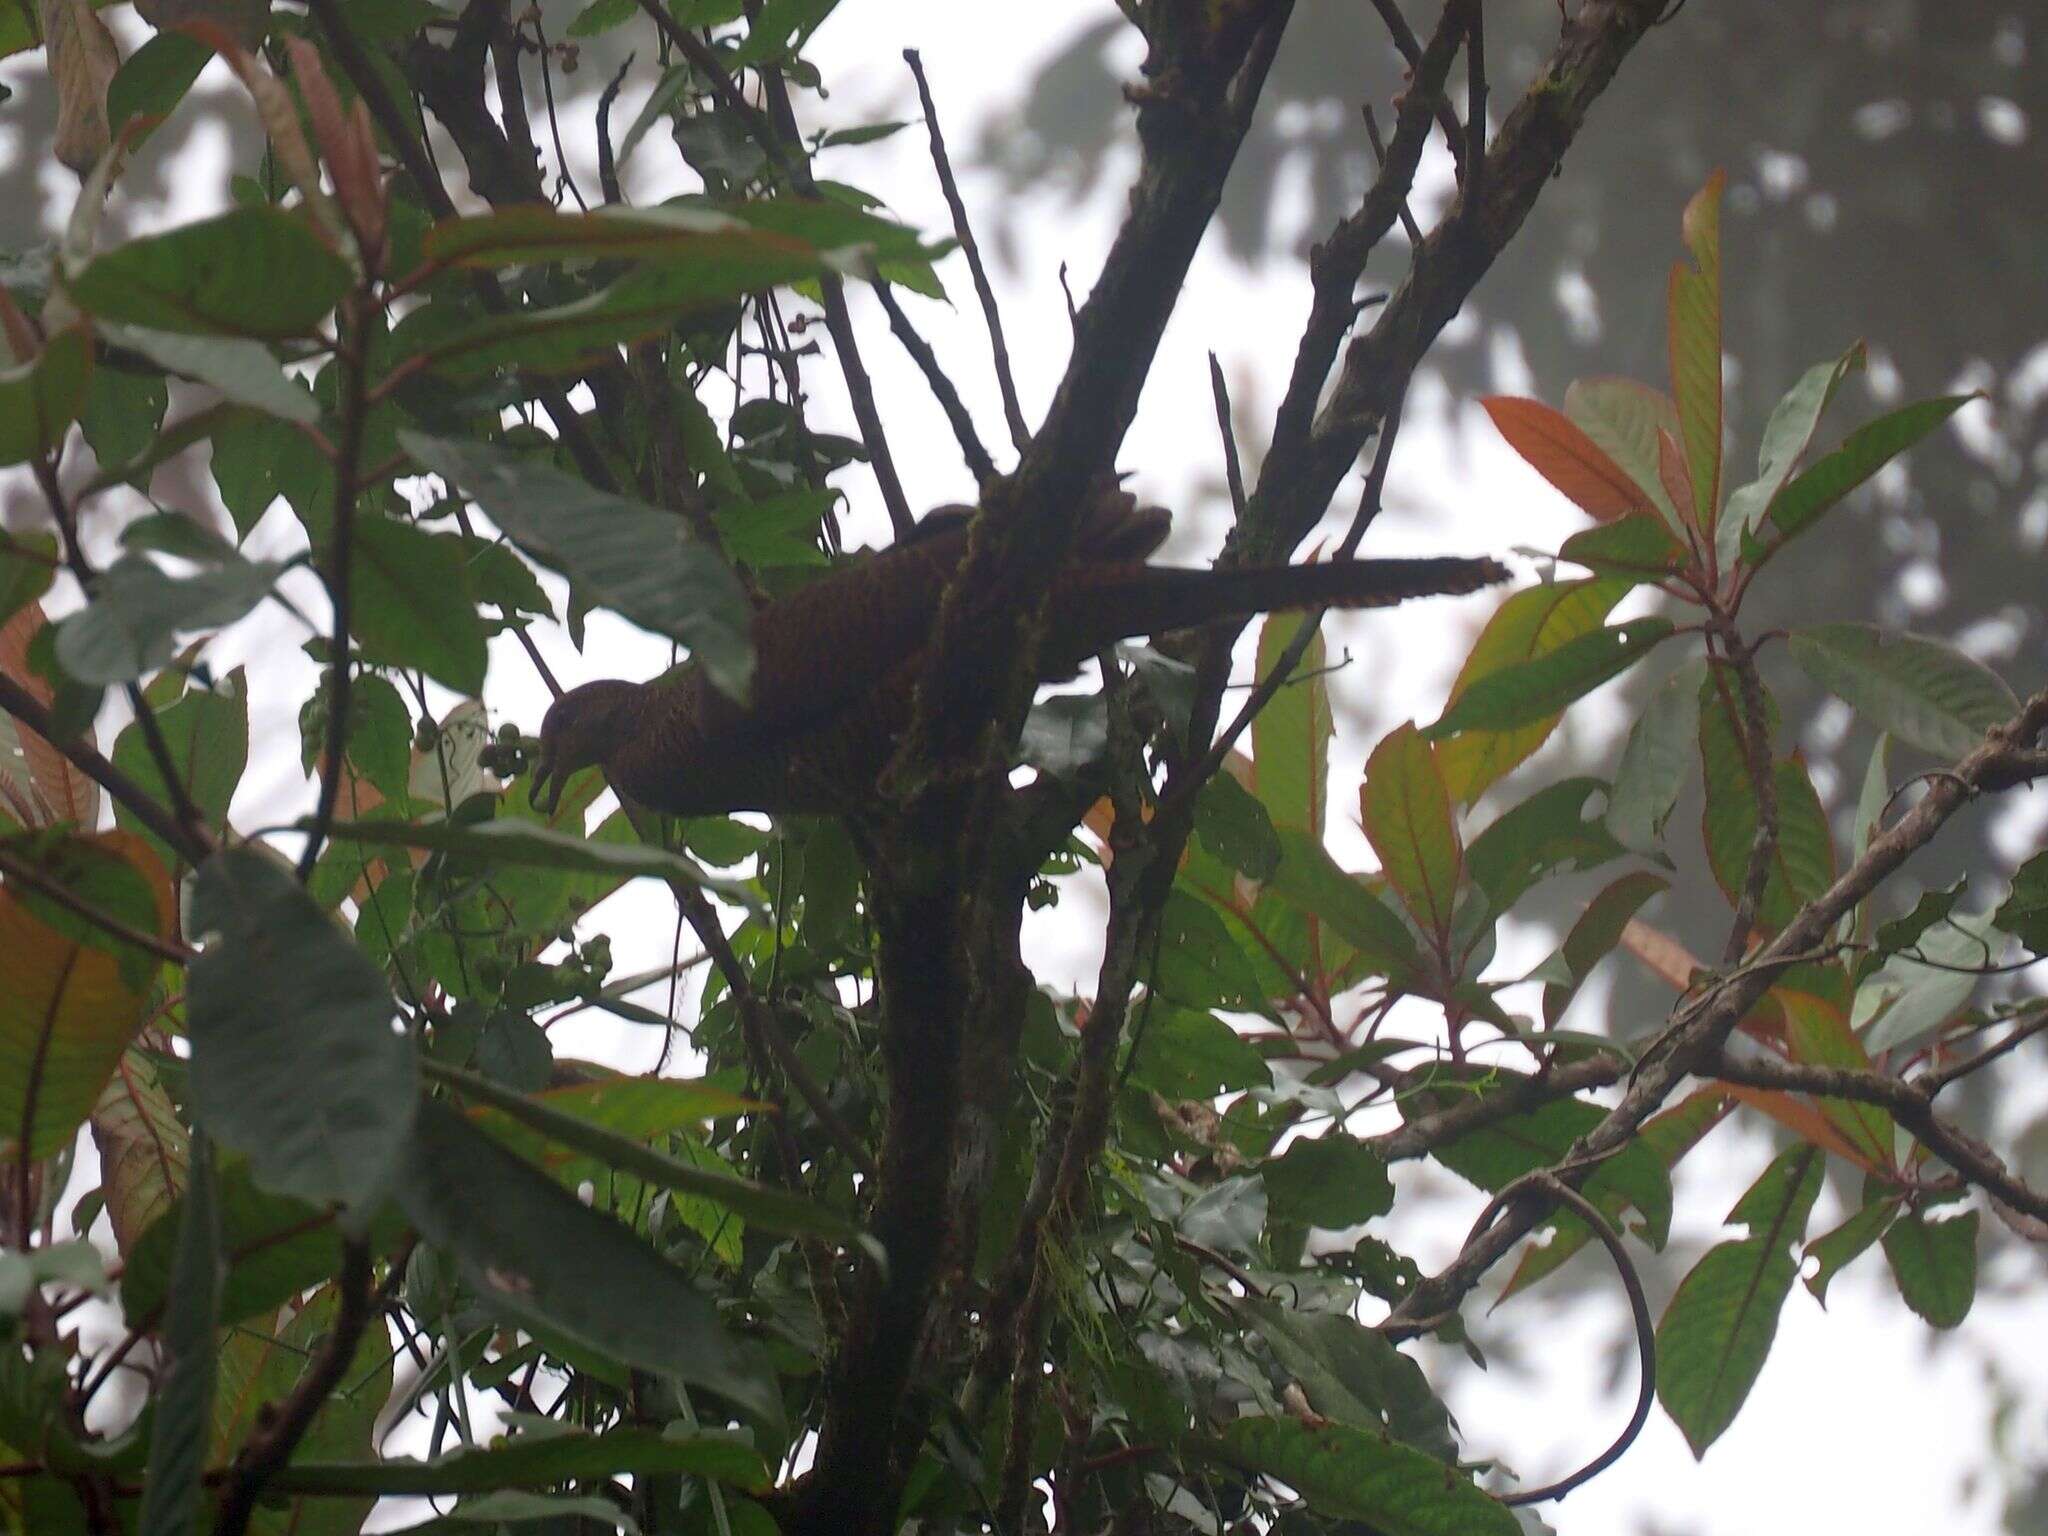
[187,846,418,1213]
[0,831,171,1160]
[106,28,211,134]
[1480,396,1646,521]
[395,1097,782,1427]
[1698,675,1834,928]
[349,516,489,696]
[1234,1299,1453,1459]
[1557,510,1687,581]
[1360,724,1460,942]
[1717,345,1865,565]
[1433,577,1631,801]
[1207,1416,1516,1535]
[423,201,810,269]
[1851,908,2006,1055]
[273,1425,770,1497]
[1465,776,1625,911]
[1803,1190,1899,1305]
[1563,376,1684,527]
[1667,171,1724,534]
[67,206,352,338]
[0,533,56,633]
[1881,1201,1977,1329]
[1995,852,2048,952]
[99,324,319,423]
[1249,610,1329,835]
[1606,657,1706,851]
[1258,1134,1393,1229]
[1123,1005,1270,1099]
[1788,623,2015,760]
[55,553,281,685]
[1540,870,1669,1026]
[319,816,760,905]
[1777,989,1892,1168]
[1758,394,1977,554]
[1192,771,1281,881]
[1427,617,1674,739]
[0,325,91,466]
[1656,1144,1823,1457]
[135,1133,219,1536]
[403,433,754,703]
[89,1047,187,1255]
[423,1059,861,1244]
[1265,826,1422,985]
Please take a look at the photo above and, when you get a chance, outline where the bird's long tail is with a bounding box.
[1052,555,1509,656]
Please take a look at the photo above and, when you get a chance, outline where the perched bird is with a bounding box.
[528,492,1506,818]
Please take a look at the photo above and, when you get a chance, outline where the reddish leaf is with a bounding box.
[1480,396,1648,522]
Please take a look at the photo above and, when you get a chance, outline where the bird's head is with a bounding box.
[529,679,648,816]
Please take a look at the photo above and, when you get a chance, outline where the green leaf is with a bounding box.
[105,29,211,135]
[349,516,489,696]
[1557,511,1687,581]
[124,1162,356,1328]
[0,326,91,466]
[1259,1135,1393,1228]
[1249,611,1329,834]
[1432,578,1632,801]
[271,1424,770,1497]
[422,1059,862,1244]
[66,207,353,338]
[100,324,320,423]
[319,816,761,907]
[1360,724,1461,941]
[1697,675,1834,929]
[1192,771,1281,882]
[1881,1201,1977,1329]
[0,533,56,631]
[1758,394,1978,554]
[54,553,280,685]
[136,1135,220,1536]
[1717,345,1865,566]
[110,670,247,869]
[300,672,411,802]
[1668,172,1724,535]
[1123,1006,1270,1099]
[1465,777,1626,912]
[1803,1190,1899,1305]
[424,201,811,270]
[566,0,639,36]
[1265,826,1423,985]
[1655,1145,1823,1457]
[1426,617,1674,739]
[78,363,167,470]
[1787,623,2016,760]
[1995,852,2048,953]
[1540,870,1669,1025]
[1206,1416,1517,1535]
[403,433,755,704]
[1017,692,1108,776]
[394,1098,783,1427]
[188,846,419,1213]
[1606,657,1705,851]
[1153,890,1267,1011]
[1233,1299,1453,1459]
[1851,908,2006,1055]
[1562,377,1684,528]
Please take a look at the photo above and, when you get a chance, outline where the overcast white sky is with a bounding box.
[6,4,2043,1532]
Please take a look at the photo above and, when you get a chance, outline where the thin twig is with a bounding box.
[211,1239,375,1536]
[528,12,589,211]
[297,292,373,883]
[0,846,193,966]
[0,674,209,866]
[1924,1006,2048,1094]
[874,281,997,487]
[1362,104,1423,244]
[596,52,633,205]
[1366,0,1472,182]
[1463,0,1487,206]
[904,48,1030,454]
[669,881,878,1182]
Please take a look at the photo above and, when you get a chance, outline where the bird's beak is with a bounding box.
[528,747,562,817]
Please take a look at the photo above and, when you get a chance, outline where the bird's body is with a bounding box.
[531,496,1506,818]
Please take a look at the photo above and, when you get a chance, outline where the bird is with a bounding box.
[527,489,1507,819]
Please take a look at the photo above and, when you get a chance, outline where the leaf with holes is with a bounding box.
[1882,1199,1978,1329]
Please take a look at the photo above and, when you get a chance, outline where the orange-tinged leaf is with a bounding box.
[1481,396,1648,522]
[0,602,100,828]
[1360,723,1461,943]
[89,1046,188,1254]
[1563,377,1686,529]
[1435,577,1631,803]
[1656,426,1696,536]
[1777,988,1894,1169]
[1721,1082,1876,1170]
[1667,171,1725,534]
[0,831,172,1162]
